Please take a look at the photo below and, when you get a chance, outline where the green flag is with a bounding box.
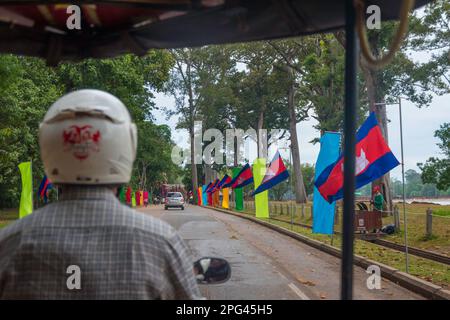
[232,167,243,211]
[131,192,136,207]
[119,186,125,203]
[18,161,33,218]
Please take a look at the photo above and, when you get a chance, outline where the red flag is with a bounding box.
[126,186,131,204]
[231,164,253,189]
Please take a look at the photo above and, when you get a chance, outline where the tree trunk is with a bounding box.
[287,66,308,203]
[363,63,393,212]
[336,31,394,212]
[256,101,266,159]
[190,127,198,203]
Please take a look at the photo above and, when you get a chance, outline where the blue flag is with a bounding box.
[315,112,399,203]
[312,132,341,235]
[202,184,208,206]
[38,175,53,203]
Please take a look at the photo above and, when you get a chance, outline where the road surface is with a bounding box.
[138,204,423,300]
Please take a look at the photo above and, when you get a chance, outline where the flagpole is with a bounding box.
[398,97,409,273]
[289,147,294,230]
[30,159,34,211]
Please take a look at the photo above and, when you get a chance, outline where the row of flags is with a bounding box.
[16,164,151,220]
[202,151,290,197]
[123,186,149,207]
[38,175,53,203]
[200,113,397,206]
[315,112,399,203]
[16,112,397,238]
[198,113,399,235]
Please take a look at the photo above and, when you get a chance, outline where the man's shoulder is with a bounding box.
[0,203,177,245]
[116,205,177,240]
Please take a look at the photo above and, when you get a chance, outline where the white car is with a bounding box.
[164,192,185,210]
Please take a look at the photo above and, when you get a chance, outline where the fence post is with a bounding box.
[393,205,400,231]
[301,204,305,219]
[289,203,293,226]
[335,205,339,225]
[426,208,433,238]
[281,203,284,215]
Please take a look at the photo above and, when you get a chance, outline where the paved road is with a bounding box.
[138,204,423,300]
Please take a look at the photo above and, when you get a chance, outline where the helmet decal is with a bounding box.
[63,125,101,160]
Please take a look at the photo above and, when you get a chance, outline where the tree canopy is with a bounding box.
[0,52,176,208]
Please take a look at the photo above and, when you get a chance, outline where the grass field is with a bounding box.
[0,208,18,229]
[241,200,450,256]
[238,200,450,289]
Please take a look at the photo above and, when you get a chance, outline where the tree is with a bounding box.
[405,169,423,197]
[167,47,235,199]
[229,43,289,159]
[133,122,181,192]
[0,51,175,208]
[0,56,62,208]
[332,1,450,210]
[418,123,450,190]
[57,52,172,122]
[56,52,175,191]
[301,163,315,197]
[267,39,320,203]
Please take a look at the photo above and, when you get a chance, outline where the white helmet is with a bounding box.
[39,89,137,185]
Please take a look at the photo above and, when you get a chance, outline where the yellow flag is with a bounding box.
[222,188,229,209]
[132,192,136,207]
[18,162,33,218]
[253,158,269,218]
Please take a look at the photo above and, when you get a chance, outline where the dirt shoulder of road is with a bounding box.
[208,205,449,298]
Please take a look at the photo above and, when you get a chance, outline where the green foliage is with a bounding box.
[269,161,315,201]
[57,52,173,122]
[418,123,450,191]
[433,209,450,217]
[0,56,63,208]
[301,163,315,196]
[390,169,450,199]
[132,122,181,192]
[0,52,175,208]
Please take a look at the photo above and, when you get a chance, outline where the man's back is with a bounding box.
[0,186,201,299]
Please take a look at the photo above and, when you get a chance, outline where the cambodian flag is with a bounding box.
[315,112,400,203]
[222,175,234,189]
[126,186,132,205]
[253,151,289,196]
[204,182,214,194]
[230,163,254,189]
[38,175,52,203]
[207,179,220,193]
[217,174,232,190]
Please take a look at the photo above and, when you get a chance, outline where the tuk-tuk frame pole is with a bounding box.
[341,0,358,300]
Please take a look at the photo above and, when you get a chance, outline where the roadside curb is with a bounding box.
[206,206,450,300]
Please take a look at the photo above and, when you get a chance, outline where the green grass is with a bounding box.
[235,210,450,290]
[243,200,450,256]
[0,208,19,229]
[434,209,450,217]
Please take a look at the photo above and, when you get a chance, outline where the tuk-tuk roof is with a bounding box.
[0,0,431,63]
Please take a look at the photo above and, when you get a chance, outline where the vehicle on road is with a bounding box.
[165,192,185,210]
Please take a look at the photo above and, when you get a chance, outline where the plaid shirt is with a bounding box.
[0,186,202,300]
